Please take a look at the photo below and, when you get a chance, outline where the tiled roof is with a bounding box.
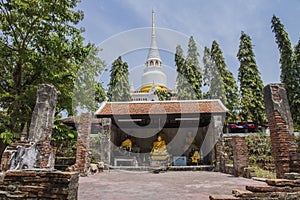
[95,100,227,117]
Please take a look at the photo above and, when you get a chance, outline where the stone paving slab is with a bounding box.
[78,170,267,200]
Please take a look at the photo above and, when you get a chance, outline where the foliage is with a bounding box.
[156,89,173,101]
[271,15,300,130]
[0,0,97,133]
[185,36,202,99]
[72,45,106,113]
[251,165,276,179]
[89,133,103,163]
[175,37,202,100]
[237,32,266,128]
[204,41,239,123]
[246,133,274,171]
[107,56,131,102]
[223,137,233,163]
[175,45,194,100]
[0,129,19,144]
[51,117,78,157]
[224,133,275,173]
[0,111,19,144]
[203,46,225,101]
[292,39,300,131]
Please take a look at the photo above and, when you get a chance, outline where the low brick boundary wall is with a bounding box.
[0,170,79,199]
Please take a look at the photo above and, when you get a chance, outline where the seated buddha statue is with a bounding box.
[191,149,200,164]
[120,137,132,151]
[150,135,169,161]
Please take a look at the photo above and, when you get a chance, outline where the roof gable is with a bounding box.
[96,100,227,117]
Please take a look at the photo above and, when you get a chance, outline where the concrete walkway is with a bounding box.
[78,170,267,200]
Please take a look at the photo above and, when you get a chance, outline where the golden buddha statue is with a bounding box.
[150,134,169,161]
[191,150,200,164]
[120,138,132,151]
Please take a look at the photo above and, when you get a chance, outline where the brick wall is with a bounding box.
[0,170,79,199]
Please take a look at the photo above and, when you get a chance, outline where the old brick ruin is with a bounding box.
[0,84,80,199]
[68,113,91,177]
[232,136,249,177]
[0,170,79,199]
[210,83,300,199]
[263,83,297,178]
[1,84,57,170]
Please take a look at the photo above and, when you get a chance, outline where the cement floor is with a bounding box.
[78,170,267,200]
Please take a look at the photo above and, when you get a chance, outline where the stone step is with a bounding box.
[245,185,295,193]
[232,189,253,198]
[209,195,238,200]
[266,179,300,187]
[284,172,300,180]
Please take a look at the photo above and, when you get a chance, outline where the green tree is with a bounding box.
[175,45,193,100]
[271,15,300,129]
[107,56,131,102]
[73,45,105,113]
[185,36,202,99]
[0,0,95,135]
[211,41,239,123]
[156,89,173,101]
[202,46,226,102]
[237,32,266,128]
[293,39,300,130]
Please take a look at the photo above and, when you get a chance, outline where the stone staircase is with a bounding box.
[209,173,300,200]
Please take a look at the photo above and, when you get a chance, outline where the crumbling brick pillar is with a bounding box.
[263,83,296,178]
[215,139,224,172]
[74,113,91,176]
[1,84,57,171]
[232,136,248,177]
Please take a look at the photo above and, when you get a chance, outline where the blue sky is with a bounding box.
[76,0,300,90]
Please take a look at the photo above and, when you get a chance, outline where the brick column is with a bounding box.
[215,139,224,172]
[232,136,248,177]
[263,83,296,178]
[74,113,92,176]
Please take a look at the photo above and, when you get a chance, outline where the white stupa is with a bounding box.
[140,9,167,93]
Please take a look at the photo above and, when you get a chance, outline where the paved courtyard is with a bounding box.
[78,170,267,200]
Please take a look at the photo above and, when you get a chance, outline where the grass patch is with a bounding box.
[251,165,276,179]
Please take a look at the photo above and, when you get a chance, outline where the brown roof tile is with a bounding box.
[96,100,227,117]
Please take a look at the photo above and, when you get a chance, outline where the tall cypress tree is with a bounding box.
[211,41,239,123]
[237,32,266,128]
[107,56,131,102]
[292,39,300,129]
[202,46,225,101]
[271,15,300,129]
[185,36,202,99]
[203,46,213,99]
[175,45,193,100]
